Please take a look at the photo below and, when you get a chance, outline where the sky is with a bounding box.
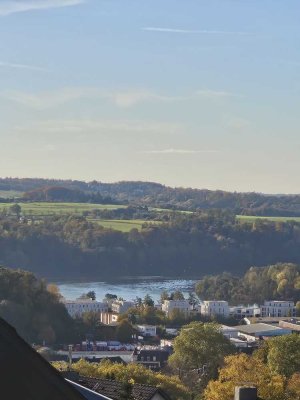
[0,0,300,193]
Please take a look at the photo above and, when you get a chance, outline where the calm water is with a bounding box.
[57,277,198,302]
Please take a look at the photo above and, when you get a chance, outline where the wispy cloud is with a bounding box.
[196,89,242,99]
[143,27,251,35]
[0,0,85,16]
[3,88,93,109]
[142,148,220,155]
[2,86,242,110]
[110,91,185,108]
[15,119,182,136]
[0,61,47,72]
[2,87,186,109]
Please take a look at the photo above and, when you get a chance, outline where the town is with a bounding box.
[54,294,300,365]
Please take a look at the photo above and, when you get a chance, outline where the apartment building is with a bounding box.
[161,300,190,317]
[63,299,108,318]
[200,301,230,318]
[260,301,295,318]
[111,300,135,314]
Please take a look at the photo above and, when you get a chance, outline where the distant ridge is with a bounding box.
[1,177,300,215]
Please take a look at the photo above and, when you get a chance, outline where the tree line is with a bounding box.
[1,211,300,280]
[2,177,300,215]
[196,263,300,305]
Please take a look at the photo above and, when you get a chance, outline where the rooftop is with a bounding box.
[234,323,285,334]
[0,317,86,400]
[77,376,171,400]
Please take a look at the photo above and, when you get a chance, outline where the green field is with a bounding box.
[89,219,159,232]
[237,215,300,223]
[0,190,23,199]
[0,202,126,216]
[0,202,157,232]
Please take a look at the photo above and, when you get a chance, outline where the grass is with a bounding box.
[0,202,126,216]
[0,190,23,199]
[1,199,300,229]
[237,215,300,223]
[0,201,157,232]
[89,219,159,232]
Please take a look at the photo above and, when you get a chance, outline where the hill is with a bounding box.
[1,212,300,281]
[1,177,300,216]
[0,267,74,343]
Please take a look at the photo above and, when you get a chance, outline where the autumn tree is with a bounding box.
[168,321,234,390]
[263,334,300,377]
[53,359,190,400]
[204,354,286,400]
[9,203,21,218]
[116,320,133,343]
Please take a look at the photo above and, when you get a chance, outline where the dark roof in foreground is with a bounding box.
[67,379,114,400]
[0,317,85,400]
[78,376,171,400]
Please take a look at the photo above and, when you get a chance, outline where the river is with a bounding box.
[57,277,198,302]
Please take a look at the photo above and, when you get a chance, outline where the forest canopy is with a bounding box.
[1,212,300,280]
[195,263,300,304]
[2,177,300,215]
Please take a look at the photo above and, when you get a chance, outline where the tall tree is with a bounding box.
[168,321,234,390]
[263,334,300,377]
[204,354,286,400]
[143,294,154,307]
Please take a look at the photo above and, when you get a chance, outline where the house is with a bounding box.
[234,323,292,342]
[220,325,239,339]
[100,312,119,325]
[63,298,108,318]
[132,347,170,370]
[111,300,135,314]
[200,301,229,318]
[161,300,190,317]
[137,325,157,337]
[260,301,295,318]
[229,304,261,319]
[0,316,90,400]
[75,376,172,400]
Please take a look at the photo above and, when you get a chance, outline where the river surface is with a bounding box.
[57,277,198,302]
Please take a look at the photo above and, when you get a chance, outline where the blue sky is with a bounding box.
[0,0,299,193]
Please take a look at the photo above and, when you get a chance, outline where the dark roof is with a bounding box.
[78,376,171,400]
[68,379,114,400]
[0,317,85,400]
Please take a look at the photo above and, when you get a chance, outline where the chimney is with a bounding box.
[234,387,257,400]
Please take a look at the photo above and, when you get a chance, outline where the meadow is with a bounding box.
[89,219,158,232]
[237,215,300,223]
[0,190,23,198]
[1,200,300,232]
[0,202,126,216]
[0,202,159,232]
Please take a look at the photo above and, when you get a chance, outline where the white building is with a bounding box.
[100,312,119,325]
[63,299,108,318]
[230,304,261,319]
[261,301,295,318]
[137,325,157,337]
[200,301,229,318]
[220,325,239,339]
[161,300,190,317]
[111,300,135,314]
